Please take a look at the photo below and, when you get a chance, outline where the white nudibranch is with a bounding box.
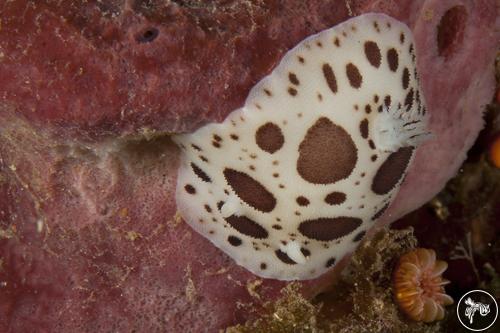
[173,13,430,280]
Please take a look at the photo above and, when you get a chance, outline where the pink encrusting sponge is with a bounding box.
[173,13,430,280]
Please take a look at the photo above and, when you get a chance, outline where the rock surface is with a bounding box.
[0,0,497,332]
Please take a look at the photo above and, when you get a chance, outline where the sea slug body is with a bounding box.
[173,13,429,280]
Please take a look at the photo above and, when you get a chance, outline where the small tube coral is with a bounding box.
[393,248,453,322]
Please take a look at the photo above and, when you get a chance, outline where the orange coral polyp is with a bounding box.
[489,135,500,168]
[393,248,453,322]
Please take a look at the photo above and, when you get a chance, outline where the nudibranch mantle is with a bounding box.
[173,13,429,280]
